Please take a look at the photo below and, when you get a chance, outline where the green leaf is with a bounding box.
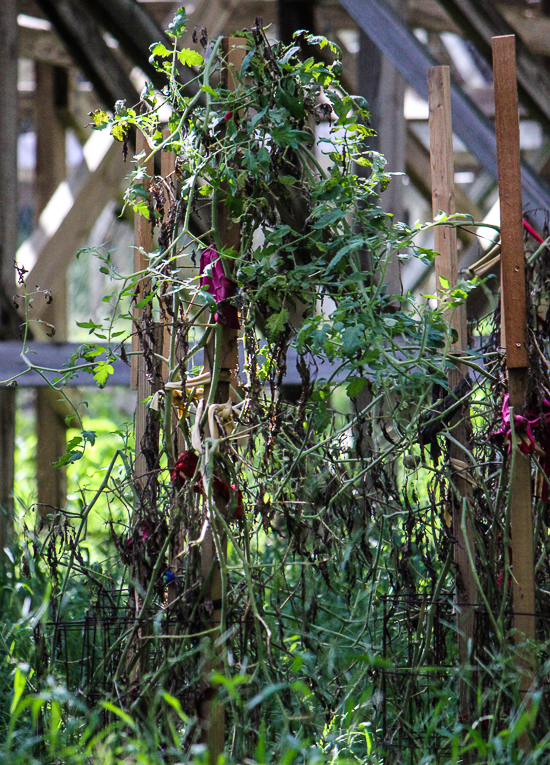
[89,109,109,129]
[111,123,127,142]
[163,692,190,721]
[53,449,83,469]
[66,435,82,449]
[177,48,203,67]
[102,701,136,728]
[201,84,218,97]
[341,324,365,355]
[346,377,367,398]
[166,7,186,38]
[93,361,114,388]
[265,308,289,340]
[439,275,449,289]
[82,430,97,446]
[278,46,300,66]
[354,156,372,168]
[10,668,27,715]
[149,42,172,58]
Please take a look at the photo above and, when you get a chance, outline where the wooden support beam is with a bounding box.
[439,0,550,135]
[492,34,535,700]
[0,0,18,553]
[79,0,196,97]
[161,131,184,613]
[19,133,128,334]
[36,389,69,520]
[18,21,72,67]
[428,64,477,725]
[35,63,67,220]
[35,0,140,109]
[338,0,550,226]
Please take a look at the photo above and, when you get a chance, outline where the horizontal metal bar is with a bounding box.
[0,342,344,388]
[0,341,130,387]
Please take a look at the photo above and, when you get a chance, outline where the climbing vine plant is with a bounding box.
[14,10,550,765]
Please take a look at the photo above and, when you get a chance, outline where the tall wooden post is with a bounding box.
[160,133,176,384]
[130,132,161,679]
[199,37,243,765]
[132,132,155,490]
[35,62,69,519]
[428,65,477,724]
[0,0,18,552]
[160,132,184,611]
[492,36,535,684]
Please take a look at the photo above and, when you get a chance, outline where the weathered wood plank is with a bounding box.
[428,64,477,726]
[0,342,337,388]
[35,61,69,518]
[493,38,529,370]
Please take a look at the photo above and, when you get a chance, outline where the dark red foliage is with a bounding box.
[170,450,243,519]
[170,450,199,484]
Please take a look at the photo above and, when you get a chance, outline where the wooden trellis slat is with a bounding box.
[428,64,477,724]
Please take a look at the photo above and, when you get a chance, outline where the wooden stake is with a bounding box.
[492,36,535,672]
[132,132,155,489]
[160,131,185,611]
[428,65,477,724]
[199,37,244,765]
[161,131,176,385]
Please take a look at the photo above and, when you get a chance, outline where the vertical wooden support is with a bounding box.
[0,0,18,552]
[35,63,69,518]
[492,37,535,674]
[161,130,176,384]
[428,66,477,723]
[357,0,406,296]
[161,131,184,611]
[35,64,67,221]
[132,132,154,489]
[199,37,243,765]
[36,393,67,519]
